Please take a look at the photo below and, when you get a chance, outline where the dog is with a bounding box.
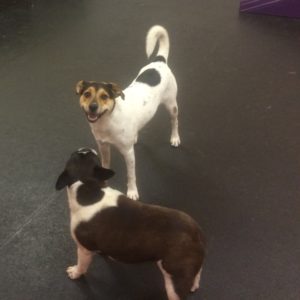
[56,148,205,300]
[75,25,180,200]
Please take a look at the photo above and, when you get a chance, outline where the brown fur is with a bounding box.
[74,195,206,299]
[78,85,114,113]
[76,81,125,123]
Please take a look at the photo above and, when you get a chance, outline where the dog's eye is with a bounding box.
[84,91,91,98]
[101,94,108,100]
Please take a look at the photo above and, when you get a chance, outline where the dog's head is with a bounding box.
[55,148,115,190]
[75,81,125,123]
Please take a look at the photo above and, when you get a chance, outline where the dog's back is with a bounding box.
[119,26,177,130]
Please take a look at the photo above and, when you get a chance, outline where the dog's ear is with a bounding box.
[55,170,71,190]
[75,80,87,95]
[105,82,125,100]
[93,166,115,181]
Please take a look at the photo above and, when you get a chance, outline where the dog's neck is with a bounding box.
[88,98,125,142]
[66,182,123,214]
[67,181,83,213]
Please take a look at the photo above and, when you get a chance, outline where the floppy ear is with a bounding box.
[75,80,87,95]
[105,82,125,100]
[55,170,71,190]
[93,166,115,181]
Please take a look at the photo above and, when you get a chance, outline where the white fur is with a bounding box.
[90,25,180,200]
[157,261,202,299]
[67,182,122,233]
[66,182,123,279]
[191,268,202,292]
[67,246,93,279]
[157,261,180,300]
[146,25,170,62]
[77,148,98,155]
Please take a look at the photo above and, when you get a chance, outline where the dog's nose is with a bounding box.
[89,102,98,113]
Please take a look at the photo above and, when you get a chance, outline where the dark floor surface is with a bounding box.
[0,1,300,299]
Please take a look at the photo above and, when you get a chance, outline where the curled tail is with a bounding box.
[145,25,170,63]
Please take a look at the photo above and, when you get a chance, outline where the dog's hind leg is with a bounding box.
[157,261,180,300]
[190,268,202,292]
[158,253,202,300]
[164,100,181,147]
[97,141,111,168]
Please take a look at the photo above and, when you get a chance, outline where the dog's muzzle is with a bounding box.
[85,109,108,123]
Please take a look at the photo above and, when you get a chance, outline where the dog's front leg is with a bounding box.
[120,146,139,200]
[67,246,94,279]
[97,141,111,168]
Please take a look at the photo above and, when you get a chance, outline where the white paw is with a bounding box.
[191,270,201,292]
[170,136,181,147]
[190,283,199,292]
[66,265,83,280]
[127,189,139,200]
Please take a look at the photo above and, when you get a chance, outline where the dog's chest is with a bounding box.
[90,117,127,144]
[90,124,113,143]
[90,85,162,142]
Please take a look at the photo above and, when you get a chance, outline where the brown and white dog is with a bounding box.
[56,148,205,300]
[75,25,180,200]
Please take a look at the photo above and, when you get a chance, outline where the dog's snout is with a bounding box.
[89,102,98,113]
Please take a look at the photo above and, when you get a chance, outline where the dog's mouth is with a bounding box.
[85,110,108,123]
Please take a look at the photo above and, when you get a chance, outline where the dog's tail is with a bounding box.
[146,25,170,63]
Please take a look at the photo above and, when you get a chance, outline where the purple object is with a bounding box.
[240,0,300,18]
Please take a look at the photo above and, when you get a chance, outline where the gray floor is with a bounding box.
[0,1,300,299]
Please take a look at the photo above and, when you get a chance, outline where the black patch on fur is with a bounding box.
[79,82,124,100]
[153,55,166,63]
[55,149,115,190]
[136,68,161,86]
[55,170,71,190]
[94,166,115,181]
[77,180,104,206]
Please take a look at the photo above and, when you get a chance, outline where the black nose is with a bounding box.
[89,102,98,113]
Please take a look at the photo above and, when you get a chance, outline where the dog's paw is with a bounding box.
[170,136,181,147]
[127,189,139,200]
[66,265,82,280]
[190,282,200,293]
[190,270,201,292]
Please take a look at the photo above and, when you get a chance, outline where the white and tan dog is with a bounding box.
[76,25,180,200]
